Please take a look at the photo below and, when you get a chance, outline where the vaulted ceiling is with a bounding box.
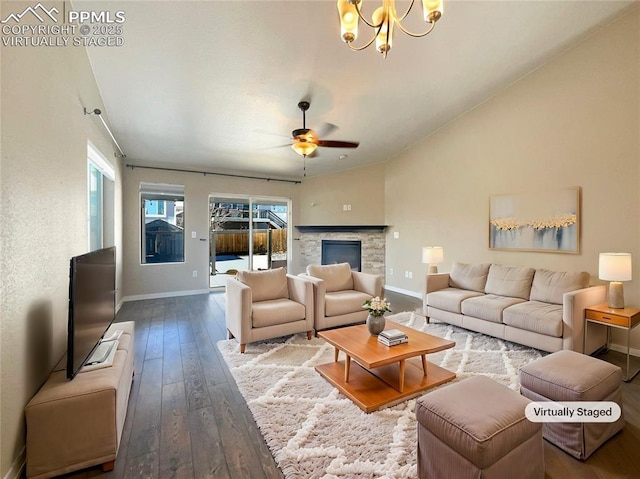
[85,1,634,180]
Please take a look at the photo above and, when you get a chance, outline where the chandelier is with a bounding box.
[336,0,443,58]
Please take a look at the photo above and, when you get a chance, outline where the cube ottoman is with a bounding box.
[519,349,624,460]
[416,376,544,479]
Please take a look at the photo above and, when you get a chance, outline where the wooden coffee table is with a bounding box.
[316,319,456,413]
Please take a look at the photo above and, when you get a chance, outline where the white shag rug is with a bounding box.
[216,312,546,479]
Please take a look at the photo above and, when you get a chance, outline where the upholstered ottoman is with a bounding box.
[416,376,544,479]
[519,349,624,460]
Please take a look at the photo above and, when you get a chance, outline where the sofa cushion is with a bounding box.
[307,262,354,292]
[252,298,306,328]
[503,301,564,337]
[448,263,491,293]
[461,294,526,324]
[236,267,289,302]
[325,290,372,317]
[530,269,590,305]
[485,264,535,300]
[427,288,485,314]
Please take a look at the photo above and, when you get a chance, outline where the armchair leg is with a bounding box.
[306,331,312,340]
[240,343,246,353]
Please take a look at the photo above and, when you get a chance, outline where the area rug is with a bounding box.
[216,312,546,479]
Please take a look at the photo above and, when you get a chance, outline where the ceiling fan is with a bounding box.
[288,101,359,158]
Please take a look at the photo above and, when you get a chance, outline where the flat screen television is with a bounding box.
[66,246,116,379]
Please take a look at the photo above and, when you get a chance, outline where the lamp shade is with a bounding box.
[422,246,444,264]
[599,253,632,281]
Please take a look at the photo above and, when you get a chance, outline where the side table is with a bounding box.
[585,303,640,382]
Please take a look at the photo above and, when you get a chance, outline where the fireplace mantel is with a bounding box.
[295,225,387,233]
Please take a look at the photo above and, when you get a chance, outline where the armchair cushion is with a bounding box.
[237,267,288,302]
[252,298,306,328]
[325,290,372,317]
[306,262,354,292]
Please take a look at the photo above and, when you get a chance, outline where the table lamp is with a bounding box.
[599,252,632,309]
[422,246,444,274]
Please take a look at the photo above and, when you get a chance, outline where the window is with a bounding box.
[141,183,185,264]
[87,143,115,251]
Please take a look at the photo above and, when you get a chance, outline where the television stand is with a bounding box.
[25,322,135,479]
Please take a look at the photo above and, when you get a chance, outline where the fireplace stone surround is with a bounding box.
[296,225,386,277]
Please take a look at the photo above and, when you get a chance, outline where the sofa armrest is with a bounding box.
[287,274,314,327]
[352,271,383,298]
[225,277,252,339]
[423,273,451,314]
[562,284,606,353]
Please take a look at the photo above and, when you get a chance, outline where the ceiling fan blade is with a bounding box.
[317,140,359,148]
[315,122,338,139]
[260,143,292,150]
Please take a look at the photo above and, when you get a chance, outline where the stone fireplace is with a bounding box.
[296,225,386,276]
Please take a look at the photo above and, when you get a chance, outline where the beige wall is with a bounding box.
[0,6,122,476]
[121,165,300,298]
[298,163,386,226]
[384,10,639,346]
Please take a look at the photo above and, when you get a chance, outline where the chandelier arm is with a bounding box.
[394,19,436,38]
[395,0,417,22]
[346,23,382,51]
[353,0,383,29]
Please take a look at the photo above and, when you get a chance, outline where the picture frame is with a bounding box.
[489,187,580,253]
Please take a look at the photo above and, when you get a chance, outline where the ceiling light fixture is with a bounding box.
[337,0,443,58]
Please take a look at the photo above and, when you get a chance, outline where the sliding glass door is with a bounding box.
[209,195,290,288]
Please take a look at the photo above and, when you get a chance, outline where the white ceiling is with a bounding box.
[84,1,635,180]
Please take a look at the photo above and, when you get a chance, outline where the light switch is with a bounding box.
[393,232,399,239]
[191,231,197,238]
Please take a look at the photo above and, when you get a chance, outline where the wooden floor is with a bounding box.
[58,290,640,479]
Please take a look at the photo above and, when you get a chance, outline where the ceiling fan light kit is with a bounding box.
[288,101,359,158]
[337,0,443,58]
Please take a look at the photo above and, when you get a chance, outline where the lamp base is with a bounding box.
[607,281,625,309]
[428,265,438,274]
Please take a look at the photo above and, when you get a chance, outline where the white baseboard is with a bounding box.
[122,288,211,303]
[607,343,640,358]
[3,446,25,479]
[383,285,423,300]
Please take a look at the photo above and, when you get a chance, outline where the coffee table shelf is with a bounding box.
[316,320,456,413]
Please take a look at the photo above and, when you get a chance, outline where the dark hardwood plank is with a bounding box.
[126,357,163,459]
[187,406,231,479]
[159,382,194,479]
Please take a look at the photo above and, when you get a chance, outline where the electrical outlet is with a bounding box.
[404,271,409,278]
[390,268,394,275]
[343,204,348,211]
[347,204,351,211]
[192,270,198,278]
[408,271,413,279]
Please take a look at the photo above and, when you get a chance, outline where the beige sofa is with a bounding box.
[424,262,606,353]
[303,262,383,332]
[226,267,314,352]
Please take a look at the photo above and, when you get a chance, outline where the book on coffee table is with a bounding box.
[380,329,408,340]
[378,335,408,346]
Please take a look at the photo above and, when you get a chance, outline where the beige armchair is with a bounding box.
[304,262,383,332]
[226,267,314,353]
